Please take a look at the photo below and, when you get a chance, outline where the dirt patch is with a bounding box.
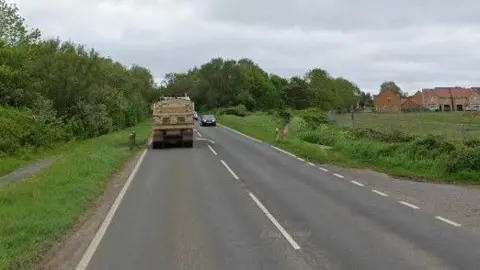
[34,149,146,270]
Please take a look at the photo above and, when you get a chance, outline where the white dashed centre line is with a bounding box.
[194,129,202,137]
[319,167,329,172]
[207,145,217,155]
[436,216,462,227]
[220,160,239,180]
[372,189,388,197]
[399,201,420,209]
[249,192,301,250]
[350,180,364,187]
[333,173,344,179]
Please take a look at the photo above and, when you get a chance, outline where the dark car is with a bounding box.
[200,114,216,126]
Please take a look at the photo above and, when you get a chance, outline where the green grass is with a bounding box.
[217,113,480,185]
[330,112,480,140]
[0,143,74,178]
[218,113,337,163]
[0,121,152,269]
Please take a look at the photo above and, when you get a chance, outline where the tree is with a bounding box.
[0,0,41,45]
[358,91,374,108]
[160,58,360,113]
[380,81,403,95]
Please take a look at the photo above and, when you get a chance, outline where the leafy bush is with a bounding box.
[447,147,480,174]
[222,104,249,117]
[464,139,480,148]
[0,105,68,153]
[408,135,456,159]
[294,108,329,128]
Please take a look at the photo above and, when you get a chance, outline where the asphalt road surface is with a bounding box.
[78,123,480,270]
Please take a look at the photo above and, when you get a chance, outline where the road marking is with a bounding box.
[399,201,420,209]
[76,149,148,270]
[350,180,364,187]
[372,189,388,197]
[218,124,262,143]
[194,129,202,137]
[307,162,315,166]
[220,160,239,180]
[207,145,217,155]
[297,157,305,161]
[435,216,462,227]
[195,138,216,144]
[249,192,301,250]
[319,167,329,172]
[333,173,344,179]
[270,145,297,158]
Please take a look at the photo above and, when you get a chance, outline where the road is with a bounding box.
[78,123,480,270]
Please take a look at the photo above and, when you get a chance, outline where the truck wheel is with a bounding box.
[183,140,193,148]
[152,142,157,149]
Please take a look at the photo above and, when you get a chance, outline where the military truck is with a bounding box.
[151,94,195,149]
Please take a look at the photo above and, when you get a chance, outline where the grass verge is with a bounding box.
[217,113,480,185]
[0,121,152,269]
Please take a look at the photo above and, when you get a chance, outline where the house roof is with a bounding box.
[422,87,474,98]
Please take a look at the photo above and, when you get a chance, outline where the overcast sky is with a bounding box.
[11,0,480,94]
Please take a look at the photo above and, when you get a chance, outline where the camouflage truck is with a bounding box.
[151,95,195,149]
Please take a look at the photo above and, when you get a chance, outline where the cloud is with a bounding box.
[11,0,480,94]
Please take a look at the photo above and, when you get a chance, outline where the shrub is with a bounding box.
[446,147,480,174]
[294,108,329,128]
[408,135,456,159]
[464,139,480,148]
[217,104,249,117]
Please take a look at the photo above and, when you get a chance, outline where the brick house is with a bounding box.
[401,91,423,111]
[373,89,401,112]
[422,87,480,111]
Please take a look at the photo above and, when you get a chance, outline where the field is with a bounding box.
[0,121,152,269]
[329,112,480,140]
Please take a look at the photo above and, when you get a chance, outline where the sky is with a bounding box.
[11,0,480,95]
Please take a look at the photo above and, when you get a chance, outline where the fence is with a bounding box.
[326,111,480,141]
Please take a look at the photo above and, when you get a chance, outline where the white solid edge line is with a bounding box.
[435,216,462,227]
[220,160,239,180]
[218,123,262,143]
[350,180,364,187]
[76,149,148,270]
[319,167,329,172]
[372,189,388,197]
[271,145,297,158]
[333,173,344,179]
[249,192,301,250]
[307,162,315,166]
[207,145,217,155]
[297,157,305,161]
[399,201,420,209]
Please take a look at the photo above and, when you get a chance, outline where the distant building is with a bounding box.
[374,87,480,113]
[422,87,480,111]
[373,89,401,112]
